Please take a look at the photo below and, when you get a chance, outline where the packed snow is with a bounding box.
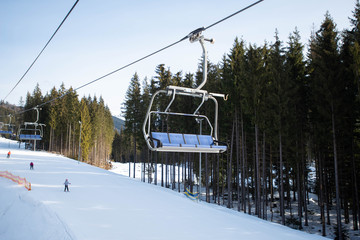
[0,137,329,240]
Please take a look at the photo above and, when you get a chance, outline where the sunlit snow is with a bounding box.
[0,137,328,240]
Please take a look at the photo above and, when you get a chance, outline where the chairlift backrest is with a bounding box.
[184,134,199,146]
[168,133,184,145]
[198,135,213,145]
[151,132,170,148]
[19,134,42,140]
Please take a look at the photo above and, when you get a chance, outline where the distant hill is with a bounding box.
[112,116,124,133]
[0,102,23,115]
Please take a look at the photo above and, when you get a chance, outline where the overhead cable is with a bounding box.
[2,0,80,102]
[3,0,263,117]
[41,0,265,105]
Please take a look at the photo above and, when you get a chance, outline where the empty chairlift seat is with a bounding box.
[19,134,42,140]
[0,130,12,135]
[150,132,227,153]
[198,135,227,151]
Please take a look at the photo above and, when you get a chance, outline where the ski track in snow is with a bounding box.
[0,137,329,240]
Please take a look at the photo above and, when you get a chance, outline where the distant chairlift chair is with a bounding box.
[0,115,14,135]
[17,107,46,150]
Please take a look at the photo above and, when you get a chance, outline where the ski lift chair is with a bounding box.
[143,29,227,154]
[17,107,45,141]
[0,115,14,135]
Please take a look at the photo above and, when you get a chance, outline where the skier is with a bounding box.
[30,162,34,170]
[64,179,71,192]
[7,151,11,158]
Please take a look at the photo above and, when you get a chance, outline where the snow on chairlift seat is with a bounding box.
[150,132,227,153]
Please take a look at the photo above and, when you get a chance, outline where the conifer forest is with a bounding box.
[119,5,360,239]
[1,83,115,169]
[1,2,360,239]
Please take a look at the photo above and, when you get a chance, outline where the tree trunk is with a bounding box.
[205,153,209,203]
[297,161,303,229]
[236,110,241,211]
[68,122,71,157]
[161,153,164,187]
[165,153,168,188]
[285,161,290,209]
[270,144,274,222]
[49,127,53,152]
[241,112,246,213]
[302,144,308,226]
[279,130,285,225]
[172,153,176,190]
[154,152,158,185]
[255,124,261,217]
[228,120,235,209]
[217,154,220,205]
[61,132,63,155]
[190,153,193,192]
[133,132,136,179]
[183,154,186,192]
[211,155,215,202]
[226,131,234,208]
[262,131,266,220]
[324,170,331,225]
[331,104,342,240]
[352,140,360,230]
[318,154,326,237]
[178,153,180,192]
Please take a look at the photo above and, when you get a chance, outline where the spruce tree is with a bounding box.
[308,12,342,238]
[285,28,308,228]
[80,98,92,162]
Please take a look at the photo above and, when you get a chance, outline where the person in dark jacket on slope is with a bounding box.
[64,179,71,192]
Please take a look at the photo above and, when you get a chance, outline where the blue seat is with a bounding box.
[183,134,199,147]
[211,145,227,150]
[168,133,184,145]
[33,135,42,140]
[197,135,214,148]
[150,132,226,153]
[169,133,195,148]
[19,134,42,140]
[151,132,179,147]
[0,130,12,134]
[198,135,227,150]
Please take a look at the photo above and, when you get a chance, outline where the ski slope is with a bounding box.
[0,137,328,240]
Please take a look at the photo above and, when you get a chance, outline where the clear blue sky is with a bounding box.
[0,0,356,117]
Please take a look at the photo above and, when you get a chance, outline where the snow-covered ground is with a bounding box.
[0,137,329,240]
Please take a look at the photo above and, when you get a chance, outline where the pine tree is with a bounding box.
[340,1,360,230]
[308,12,343,238]
[285,28,308,228]
[239,43,269,218]
[80,98,92,162]
[111,131,122,162]
[123,73,143,144]
[267,32,289,225]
